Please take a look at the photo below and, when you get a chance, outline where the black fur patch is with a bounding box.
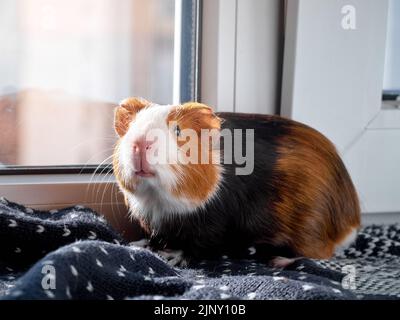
[144,113,296,261]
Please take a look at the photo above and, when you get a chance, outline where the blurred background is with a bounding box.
[0,0,175,166]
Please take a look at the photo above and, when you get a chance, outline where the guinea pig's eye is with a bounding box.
[174,125,181,137]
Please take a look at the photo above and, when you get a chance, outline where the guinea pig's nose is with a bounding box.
[133,139,154,153]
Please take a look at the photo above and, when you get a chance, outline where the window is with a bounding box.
[383,0,400,106]
[0,0,200,173]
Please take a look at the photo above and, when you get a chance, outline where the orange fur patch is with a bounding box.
[114,97,150,137]
[269,122,361,259]
[167,102,222,204]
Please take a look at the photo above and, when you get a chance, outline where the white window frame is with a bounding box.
[201,0,284,114]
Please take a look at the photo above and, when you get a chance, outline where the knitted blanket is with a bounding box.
[0,197,399,300]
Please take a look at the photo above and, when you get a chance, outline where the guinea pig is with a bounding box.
[113,97,360,267]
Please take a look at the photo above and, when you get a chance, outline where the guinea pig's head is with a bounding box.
[113,97,222,212]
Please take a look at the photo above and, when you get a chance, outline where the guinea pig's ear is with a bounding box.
[181,102,221,129]
[114,97,150,137]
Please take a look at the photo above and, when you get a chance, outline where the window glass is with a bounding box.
[0,0,176,167]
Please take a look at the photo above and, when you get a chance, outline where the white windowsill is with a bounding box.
[367,107,400,130]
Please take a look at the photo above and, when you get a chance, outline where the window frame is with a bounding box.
[179,0,202,103]
[0,165,113,175]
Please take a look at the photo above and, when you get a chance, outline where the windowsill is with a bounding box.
[367,107,400,130]
[0,173,121,210]
[0,172,139,240]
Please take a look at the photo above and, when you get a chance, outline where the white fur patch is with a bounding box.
[125,184,200,227]
[336,228,358,254]
[119,104,177,183]
[157,249,188,267]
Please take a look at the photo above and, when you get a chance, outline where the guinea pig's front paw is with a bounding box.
[129,238,150,249]
[269,256,300,269]
[157,249,189,268]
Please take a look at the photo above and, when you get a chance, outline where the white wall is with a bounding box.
[282,0,388,152]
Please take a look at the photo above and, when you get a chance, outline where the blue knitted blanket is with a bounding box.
[0,197,399,300]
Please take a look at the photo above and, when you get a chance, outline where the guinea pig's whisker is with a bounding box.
[86,154,114,202]
[98,169,115,214]
[110,182,125,229]
[79,149,114,174]
[97,164,115,197]
[86,158,113,201]
[69,137,117,154]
